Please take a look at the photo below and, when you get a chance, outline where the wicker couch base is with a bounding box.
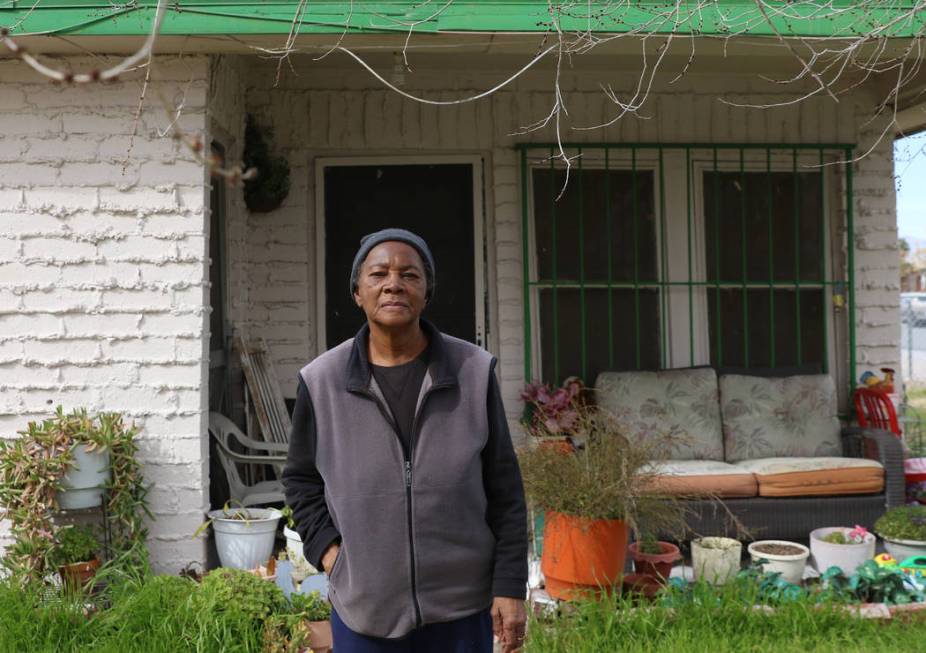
[681,493,888,541]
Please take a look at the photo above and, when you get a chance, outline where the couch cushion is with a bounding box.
[719,374,842,462]
[732,457,884,497]
[648,460,758,498]
[595,368,723,460]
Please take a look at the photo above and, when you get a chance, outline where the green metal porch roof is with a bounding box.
[1,0,923,39]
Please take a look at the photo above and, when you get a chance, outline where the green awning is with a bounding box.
[1,0,923,39]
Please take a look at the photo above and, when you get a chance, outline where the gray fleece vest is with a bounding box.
[300,334,495,639]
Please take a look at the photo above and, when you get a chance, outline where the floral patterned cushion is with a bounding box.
[594,368,723,460]
[719,374,842,463]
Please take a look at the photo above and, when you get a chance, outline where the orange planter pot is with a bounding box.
[541,511,629,600]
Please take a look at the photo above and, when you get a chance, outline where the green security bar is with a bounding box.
[2,1,924,38]
[519,142,855,389]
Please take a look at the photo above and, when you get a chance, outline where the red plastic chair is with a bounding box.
[854,388,926,490]
[853,388,901,436]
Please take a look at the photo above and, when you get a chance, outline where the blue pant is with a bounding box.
[331,607,494,653]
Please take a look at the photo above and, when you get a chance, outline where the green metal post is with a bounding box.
[687,147,694,366]
[605,148,614,369]
[740,148,749,367]
[659,147,668,370]
[632,146,641,370]
[793,149,802,365]
[713,148,722,367]
[820,148,829,373]
[550,148,559,383]
[767,148,776,367]
[578,148,587,381]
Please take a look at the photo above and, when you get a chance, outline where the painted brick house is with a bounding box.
[1,1,923,572]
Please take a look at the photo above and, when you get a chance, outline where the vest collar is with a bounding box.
[346,319,457,392]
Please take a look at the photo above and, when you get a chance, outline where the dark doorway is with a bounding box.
[323,163,478,349]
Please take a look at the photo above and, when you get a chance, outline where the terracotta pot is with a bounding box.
[622,572,664,599]
[539,439,574,455]
[629,541,681,579]
[541,511,628,600]
[58,558,100,592]
[307,620,332,653]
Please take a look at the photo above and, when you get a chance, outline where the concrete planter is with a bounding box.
[747,540,810,584]
[810,527,875,575]
[692,537,741,585]
[58,445,110,510]
[209,508,282,570]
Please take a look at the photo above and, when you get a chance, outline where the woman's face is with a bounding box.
[353,241,428,330]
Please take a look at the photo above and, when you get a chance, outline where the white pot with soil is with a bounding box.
[58,445,110,510]
[691,537,742,585]
[208,507,282,570]
[747,540,810,584]
[809,527,875,575]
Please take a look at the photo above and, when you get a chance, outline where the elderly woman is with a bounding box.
[282,228,528,653]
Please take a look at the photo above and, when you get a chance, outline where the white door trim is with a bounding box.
[314,155,486,356]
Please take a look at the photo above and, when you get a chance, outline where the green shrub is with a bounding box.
[875,505,926,541]
[51,526,99,566]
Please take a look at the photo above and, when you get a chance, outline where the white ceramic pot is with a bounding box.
[882,537,926,562]
[58,445,110,510]
[692,537,742,585]
[210,508,282,570]
[809,527,875,575]
[747,540,810,584]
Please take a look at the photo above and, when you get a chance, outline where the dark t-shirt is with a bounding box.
[370,346,430,457]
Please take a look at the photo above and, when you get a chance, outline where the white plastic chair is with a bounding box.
[208,412,289,506]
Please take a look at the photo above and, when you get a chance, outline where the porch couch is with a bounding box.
[594,368,905,540]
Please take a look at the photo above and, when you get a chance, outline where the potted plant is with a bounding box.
[691,536,742,585]
[291,590,332,653]
[628,532,681,580]
[520,377,584,453]
[519,402,688,600]
[196,503,283,570]
[875,506,926,560]
[747,540,810,585]
[810,525,876,575]
[0,407,149,584]
[53,525,100,591]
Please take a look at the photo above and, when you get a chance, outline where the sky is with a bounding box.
[896,132,926,244]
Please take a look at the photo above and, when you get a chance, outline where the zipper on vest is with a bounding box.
[357,387,424,628]
[404,459,423,628]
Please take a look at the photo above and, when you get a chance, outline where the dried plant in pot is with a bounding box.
[519,402,689,600]
[52,525,100,592]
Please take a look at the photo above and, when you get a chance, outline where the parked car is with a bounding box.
[901,292,926,325]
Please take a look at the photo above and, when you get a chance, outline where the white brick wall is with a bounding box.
[0,56,211,572]
[232,59,900,426]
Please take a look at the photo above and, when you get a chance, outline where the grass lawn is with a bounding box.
[526,593,926,653]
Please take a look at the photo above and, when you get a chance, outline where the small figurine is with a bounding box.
[874,553,898,569]
[880,368,896,394]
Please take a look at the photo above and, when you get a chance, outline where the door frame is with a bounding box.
[314,155,487,354]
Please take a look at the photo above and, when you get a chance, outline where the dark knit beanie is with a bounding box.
[349,228,436,300]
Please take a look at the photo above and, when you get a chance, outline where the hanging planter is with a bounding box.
[242,114,290,213]
[541,511,629,600]
[58,444,110,510]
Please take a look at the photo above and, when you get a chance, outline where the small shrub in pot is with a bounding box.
[875,506,926,560]
[52,525,100,592]
[809,526,875,575]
